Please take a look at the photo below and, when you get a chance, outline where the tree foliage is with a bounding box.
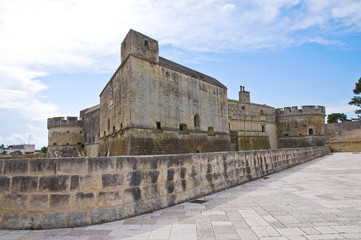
[349,77,361,119]
[327,113,350,124]
[40,146,48,154]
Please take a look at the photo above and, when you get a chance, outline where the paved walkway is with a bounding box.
[1,152,361,240]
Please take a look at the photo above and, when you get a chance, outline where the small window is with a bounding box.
[179,123,188,131]
[208,127,214,135]
[261,125,265,132]
[145,40,149,47]
[108,118,110,132]
[104,131,106,137]
[77,142,81,145]
[309,128,314,135]
[284,134,289,136]
[113,126,115,133]
[156,122,161,130]
[66,143,69,145]
[120,123,123,129]
[261,110,264,114]
[53,143,57,145]
[194,114,199,127]
[241,106,245,110]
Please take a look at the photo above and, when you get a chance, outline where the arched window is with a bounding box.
[179,123,188,131]
[194,114,199,127]
[261,125,265,132]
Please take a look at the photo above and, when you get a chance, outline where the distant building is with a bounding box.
[5,144,35,155]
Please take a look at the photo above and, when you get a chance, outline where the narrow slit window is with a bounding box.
[156,122,161,130]
[194,114,199,127]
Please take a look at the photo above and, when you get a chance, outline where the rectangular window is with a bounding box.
[156,122,161,130]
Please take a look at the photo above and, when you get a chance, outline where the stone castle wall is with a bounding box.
[99,30,231,156]
[276,106,325,148]
[325,121,361,152]
[0,147,330,229]
[47,117,84,157]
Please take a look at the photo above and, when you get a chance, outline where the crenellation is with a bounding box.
[276,105,325,116]
[47,116,83,129]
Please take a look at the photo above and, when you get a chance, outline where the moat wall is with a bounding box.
[0,147,330,229]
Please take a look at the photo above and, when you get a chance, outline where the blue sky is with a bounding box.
[0,0,361,149]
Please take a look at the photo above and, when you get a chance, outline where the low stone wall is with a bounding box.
[325,121,361,152]
[0,147,330,229]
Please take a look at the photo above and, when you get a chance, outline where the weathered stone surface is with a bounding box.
[144,170,159,184]
[124,187,142,203]
[0,160,3,175]
[39,175,69,192]
[134,200,152,215]
[11,176,38,193]
[0,176,10,192]
[70,175,79,191]
[126,171,143,186]
[91,208,111,224]
[66,211,89,227]
[102,173,123,189]
[43,212,65,229]
[80,175,101,191]
[143,184,158,200]
[74,192,95,209]
[50,194,70,211]
[116,157,137,171]
[29,159,56,175]
[0,147,330,230]
[98,190,122,207]
[4,160,28,175]
[111,206,127,220]
[29,194,48,211]
[3,213,18,229]
[20,213,41,229]
[1,194,27,210]
[167,169,174,181]
[57,158,86,174]
[88,158,114,173]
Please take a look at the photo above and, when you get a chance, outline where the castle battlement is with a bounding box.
[276,105,325,116]
[47,116,83,129]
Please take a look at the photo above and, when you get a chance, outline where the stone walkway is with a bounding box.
[1,152,361,240]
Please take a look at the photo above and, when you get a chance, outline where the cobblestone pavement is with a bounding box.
[1,152,361,240]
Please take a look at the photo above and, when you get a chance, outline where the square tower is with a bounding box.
[121,29,159,63]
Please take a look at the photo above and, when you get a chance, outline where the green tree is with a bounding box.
[349,77,361,119]
[327,113,350,123]
[40,146,48,154]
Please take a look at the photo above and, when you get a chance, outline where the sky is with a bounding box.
[0,0,361,149]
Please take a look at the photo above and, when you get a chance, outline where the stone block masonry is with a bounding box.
[0,147,330,229]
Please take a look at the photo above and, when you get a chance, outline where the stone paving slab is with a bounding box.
[1,152,361,240]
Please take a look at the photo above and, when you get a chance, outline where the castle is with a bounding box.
[47,30,326,157]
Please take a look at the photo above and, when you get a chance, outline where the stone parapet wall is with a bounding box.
[0,147,330,229]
